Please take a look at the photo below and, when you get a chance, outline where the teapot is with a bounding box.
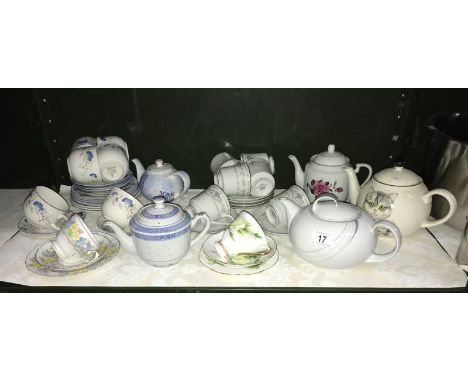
[132,158,190,202]
[346,164,458,237]
[289,144,372,202]
[277,193,402,269]
[104,197,210,267]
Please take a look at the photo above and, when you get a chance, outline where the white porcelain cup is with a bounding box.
[67,146,102,183]
[97,136,129,158]
[97,144,129,183]
[265,185,310,227]
[214,162,251,196]
[214,211,270,262]
[23,186,70,230]
[240,153,275,174]
[210,152,241,174]
[186,185,233,223]
[71,136,97,150]
[102,187,144,230]
[52,214,99,266]
[246,158,275,197]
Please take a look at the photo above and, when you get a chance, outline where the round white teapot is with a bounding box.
[104,197,210,267]
[288,144,372,202]
[347,164,458,237]
[277,193,402,269]
[132,158,190,201]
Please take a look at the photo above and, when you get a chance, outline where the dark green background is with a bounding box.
[2,89,467,189]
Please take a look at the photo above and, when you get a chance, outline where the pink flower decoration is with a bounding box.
[311,180,331,196]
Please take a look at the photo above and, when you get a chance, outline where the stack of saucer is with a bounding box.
[227,192,274,209]
[71,171,141,211]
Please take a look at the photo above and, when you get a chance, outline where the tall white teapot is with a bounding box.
[289,144,372,202]
[346,164,457,236]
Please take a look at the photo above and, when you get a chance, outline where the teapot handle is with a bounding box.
[421,189,458,228]
[366,220,402,263]
[190,212,211,246]
[171,171,191,198]
[354,163,373,186]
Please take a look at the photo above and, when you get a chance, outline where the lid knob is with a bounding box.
[394,162,405,171]
[153,196,165,209]
[155,159,164,167]
[327,144,335,153]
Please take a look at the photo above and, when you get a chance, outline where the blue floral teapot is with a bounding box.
[132,158,190,201]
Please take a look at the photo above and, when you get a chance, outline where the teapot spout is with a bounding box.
[344,166,361,205]
[288,155,305,188]
[131,158,145,182]
[277,198,302,230]
[103,221,136,254]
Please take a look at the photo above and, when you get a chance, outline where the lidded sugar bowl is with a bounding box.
[104,197,210,267]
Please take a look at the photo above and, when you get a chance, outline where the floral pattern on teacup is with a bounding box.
[109,191,139,220]
[65,221,95,254]
[25,196,50,224]
[78,149,98,179]
[228,219,262,240]
[308,179,343,197]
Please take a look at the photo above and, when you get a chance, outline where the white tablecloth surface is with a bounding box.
[0,188,466,288]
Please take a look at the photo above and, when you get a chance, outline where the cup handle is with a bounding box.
[366,220,402,263]
[50,213,69,231]
[190,212,211,246]
[219,213,234,222]
[421,189,458,228]
[171,171,190,198]
[354,163,373,186]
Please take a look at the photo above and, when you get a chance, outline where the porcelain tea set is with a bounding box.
[20,136,459,276]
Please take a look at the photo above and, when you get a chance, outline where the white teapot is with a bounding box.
[289,144,372,202]
[346,164,458,237]
[104,197,210,267]
[277,193,402,269]
[132,158,190,201]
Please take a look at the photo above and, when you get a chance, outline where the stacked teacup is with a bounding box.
[68,136,141,211]
[211,152,275,209]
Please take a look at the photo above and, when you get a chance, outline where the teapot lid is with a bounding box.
[312,194,361,222]
[130,196,190,234]
[312,144,349,166]
[147,159,174,174]
[374,164,422,187]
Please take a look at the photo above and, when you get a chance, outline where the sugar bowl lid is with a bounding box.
[373,164,422,187]
[312,194,361,222]
[147,159,174,174]
[312,144,349,166]
[130,196,190,233]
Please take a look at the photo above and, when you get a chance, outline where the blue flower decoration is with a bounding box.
[111,191,118,196]
[90,173,97,178]
[122,197,134,207]
[85,151,94,161]
[159,191,174,201]
[33,201,44,211]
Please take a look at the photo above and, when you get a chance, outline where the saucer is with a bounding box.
[18,211,87,236]
[25,232,120,277]
[198,232,278,274]
[97,215,132,235]
[191,209,239,234]
[252,206,288,235]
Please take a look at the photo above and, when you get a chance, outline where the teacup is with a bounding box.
[52,214,99,266]
[71,136,97,150]
[214,211,270,262]
[246,158,275,197]
[186,185,234,223]
[210,152,241,174]
[23,186,70,230]
[97,144,129,183]
[214,162,251,196]
[67,146,102,183]
[265,185,310,227]
[102,187,144,230]
[240,153,275,174]
[97,136,129,158]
